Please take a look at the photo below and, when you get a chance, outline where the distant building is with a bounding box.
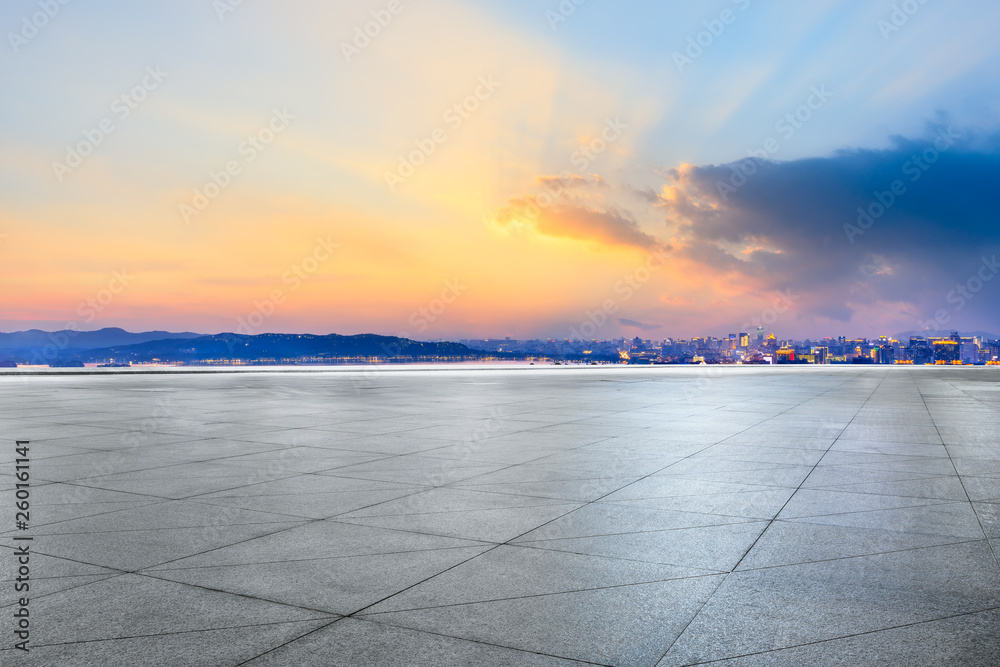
[874,344,895,364]
[775,347,795,363]
[960,343,977,364]
[933,340,960,362]
[907,337,933,364]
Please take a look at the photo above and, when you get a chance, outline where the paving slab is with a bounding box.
[0,365,997,665]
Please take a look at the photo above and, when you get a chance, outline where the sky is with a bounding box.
[2,0,1000,341]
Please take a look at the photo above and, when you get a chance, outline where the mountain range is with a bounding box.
[81,333,478,364]
[0,330,488,365]
[0,327,202,351]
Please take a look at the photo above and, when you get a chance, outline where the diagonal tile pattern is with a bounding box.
[0,365,997,665]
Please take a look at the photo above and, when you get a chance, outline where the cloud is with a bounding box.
[535,174,609,190]
[624,184,663,204]
[493,195,667,252]
[617,318,661,331]
[489,124,1000,336]
[658,125,1000,329]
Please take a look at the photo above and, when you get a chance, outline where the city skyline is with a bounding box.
[3,1,1000,339]
[2,325,998,368]
[2,323,999,345]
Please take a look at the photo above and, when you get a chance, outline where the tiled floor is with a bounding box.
[1,365,998,666]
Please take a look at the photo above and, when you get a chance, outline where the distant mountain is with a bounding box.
[894,330,999,341]
[0,327,202,352]
[74,333,482,364]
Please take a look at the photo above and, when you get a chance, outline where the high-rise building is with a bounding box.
[756,326,764,345]
[908,337,933,364]
[933,340,960,362]
[739,332,750,348]
[960,343,977,364]
[875,344,895,364]
[776,347,795,363]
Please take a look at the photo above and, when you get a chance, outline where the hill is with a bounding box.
[0,327,202,351]
[73,333,481,364]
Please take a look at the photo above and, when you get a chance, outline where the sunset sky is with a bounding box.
[3,0,1000,340]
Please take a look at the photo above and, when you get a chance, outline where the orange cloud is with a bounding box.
[493,194,667,252]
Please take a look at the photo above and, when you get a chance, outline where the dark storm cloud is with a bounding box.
[663,126,1000,327]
